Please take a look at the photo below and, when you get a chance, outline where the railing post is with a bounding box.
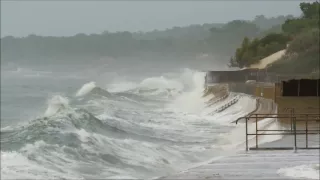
[318,116,320,136]
[246,117,248,151]
[306,115,308,148]
[274,83,276,103]
[294,117,297,152]
[256,114,258,149]
[298,79,300,96]
[317,79,319,97]
[291,108,295,131]
[290,108,293,131]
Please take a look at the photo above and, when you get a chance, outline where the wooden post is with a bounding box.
[280,78,283,97]
[306,115,308,148]
[274,83,276,102]
[294,117,297,152]
[317,79,319,97]
[246,117,248,151]
[256,114,258,149]
[290,108,294,131]
[297,79,300,96]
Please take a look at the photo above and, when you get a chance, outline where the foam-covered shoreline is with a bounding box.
[158,83,319,180]
[2,67,317,179]
[1,69,266,179]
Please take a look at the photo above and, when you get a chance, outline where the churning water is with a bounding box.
[1,62,279,179]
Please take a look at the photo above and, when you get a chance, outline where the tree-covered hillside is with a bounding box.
[1,15,294,62]
[230,2,319,74]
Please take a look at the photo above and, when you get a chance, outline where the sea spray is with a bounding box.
[75,81,97,97]
[44,95,69,117]
[2,68,282,179]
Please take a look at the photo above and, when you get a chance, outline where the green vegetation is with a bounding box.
[230,2,319,73]
[1,15,293,62]
[269,28,319,74]
[269,2,319,74]
[229,33,291,67]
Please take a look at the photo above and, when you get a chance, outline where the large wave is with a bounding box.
[1,68,262,179]
[75,81,112,98]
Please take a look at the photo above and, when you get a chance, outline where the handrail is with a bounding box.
[235,117,246,125]
[234,98,279,124]
[236,114,320,124]
[240,113,320,151]
[234,98,259,124]
[214,96,239,113]
[238,113,320,116]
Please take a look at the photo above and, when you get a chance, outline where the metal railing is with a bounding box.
[215,96,239,113]
[235,113,320,151]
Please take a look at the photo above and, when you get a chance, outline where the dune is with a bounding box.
[249,49,286,69]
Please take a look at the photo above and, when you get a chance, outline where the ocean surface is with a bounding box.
[1,59,318,179]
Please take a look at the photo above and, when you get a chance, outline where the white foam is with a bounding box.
[207,95,256,125]
[206,99,283,151]
[167,71,210,114]
[130,68,200,98]
[75,81,97,97]
[3,67,298,179]
[257,118,285,144]
[278,164,320,179]
[44,95,69,117]
[221,116,284,150]
[72,128,188,174]
[0,126,14,132]
[139,76,184,94]
[107,175,139,179]
[107,81,138,93]
[1,151,82,179]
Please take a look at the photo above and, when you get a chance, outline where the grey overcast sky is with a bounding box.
[1,1,303,37]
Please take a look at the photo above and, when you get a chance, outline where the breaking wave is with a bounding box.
[1,68,261,179]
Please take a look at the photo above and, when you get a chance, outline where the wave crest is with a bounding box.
[76,81,97,97]
[44,95,70,117]
[76,82,111,98]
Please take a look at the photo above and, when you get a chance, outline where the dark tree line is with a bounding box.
[230,1,319,73]
[1,15,293,62]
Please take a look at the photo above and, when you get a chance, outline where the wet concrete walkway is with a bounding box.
[158,134,319,180]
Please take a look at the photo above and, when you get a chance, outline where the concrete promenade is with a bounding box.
[158,135,319,179]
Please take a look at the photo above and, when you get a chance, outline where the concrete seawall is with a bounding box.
[204,82,276,116]
[158,82,319,180]
[228,83,256,95]
[204,83,229,105]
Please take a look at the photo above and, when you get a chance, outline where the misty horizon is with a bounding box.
[1,1,303,38]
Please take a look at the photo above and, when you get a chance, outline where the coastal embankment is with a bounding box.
[158,82,319,180]
[159,45,319,179]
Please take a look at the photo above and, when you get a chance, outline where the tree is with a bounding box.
[282,2,319,35]
[259,33,290,46]
[241,37,250,50]
[287,28,319,54]
[300,2,320,19]
[230,33,290,68]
